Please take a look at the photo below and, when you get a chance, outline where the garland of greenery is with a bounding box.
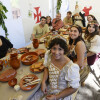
[0,1,8,38]
[56,0,62,13]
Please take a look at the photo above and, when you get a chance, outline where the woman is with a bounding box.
[68,25,89,85]
[32,37,80,100]
[87,15,99,25]
[46,16,52,31]
[0,35,13,59]
[84,22,100,66]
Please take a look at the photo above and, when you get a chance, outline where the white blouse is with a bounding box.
[43,50,80,100]
[85,35,100,54]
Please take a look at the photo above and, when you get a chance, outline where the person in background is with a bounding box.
[0,35,13,59]
[67,25,89,86]
[52,13,63,31]
[84,21,100,66]
[63,11,73,27]
[99,25,100,35]
[31,37,80,100]
[72,3,86,27]
[87,14,99,25]
[32,16,50,39]
[46,16,52,31]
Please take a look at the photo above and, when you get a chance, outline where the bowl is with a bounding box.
[19,74,39,91]
[21,52,39,65]
[8,78,17,87]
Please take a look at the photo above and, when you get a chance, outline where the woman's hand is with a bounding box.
[41,81,47,94]
[46,95,56,100]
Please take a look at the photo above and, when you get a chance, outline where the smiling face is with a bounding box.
[40,18,46,26]
[87,15,94,22]
[56,13,61,21]
[46,17,51,24]
[51,44,64,60]
[88,24,95,33]
[69,27,81,40]
[67,13,71,18]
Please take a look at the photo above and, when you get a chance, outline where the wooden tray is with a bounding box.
[21,52,39,65]
[19,74,38,91]
[30,62,45,73]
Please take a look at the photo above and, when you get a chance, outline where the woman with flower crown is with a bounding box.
[84,21,100,66]
[67,25,89,86]
[31,37,80,100]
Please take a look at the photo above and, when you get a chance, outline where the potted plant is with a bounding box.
[0,1,8,39]
[56,0,62,13]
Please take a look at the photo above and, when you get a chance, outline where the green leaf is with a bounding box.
[0,1,8,38]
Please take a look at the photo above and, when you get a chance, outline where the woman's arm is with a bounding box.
[42,67,49,83]
[41,67,49,94]
[75,41,86,68]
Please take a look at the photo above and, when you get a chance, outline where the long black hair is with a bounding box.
[85,22,99,42]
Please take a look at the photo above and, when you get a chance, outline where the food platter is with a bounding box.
[30,62,45,73]
[21,52,39,65]
[34,49,46,58]
[17,47,29,54]
[19,74,40,91]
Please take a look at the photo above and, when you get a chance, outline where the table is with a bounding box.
[0,43,46,100]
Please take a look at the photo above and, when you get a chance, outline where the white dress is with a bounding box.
[43,50,80,100]
[31,50,80,100]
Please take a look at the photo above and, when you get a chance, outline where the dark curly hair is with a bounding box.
[48,38,68,54]
[85,22,99,42]
[69,25,84,45]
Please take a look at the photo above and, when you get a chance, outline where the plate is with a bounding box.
[0,68,17,82]
[21,52,39,65]
[34,49,46,58]
[19,74,39,91]
[17,48,29,54]
[59,28,67,32]
[30,62,45,73]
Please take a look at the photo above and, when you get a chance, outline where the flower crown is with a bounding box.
[88,21,99,26]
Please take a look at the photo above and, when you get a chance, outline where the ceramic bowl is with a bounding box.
[21,52,39,65]
[8,78,17,87]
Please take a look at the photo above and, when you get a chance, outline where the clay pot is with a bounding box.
[9,53,20,69]
[32,39,39,49]
[8,78,17,87]
[0,60,3,71]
